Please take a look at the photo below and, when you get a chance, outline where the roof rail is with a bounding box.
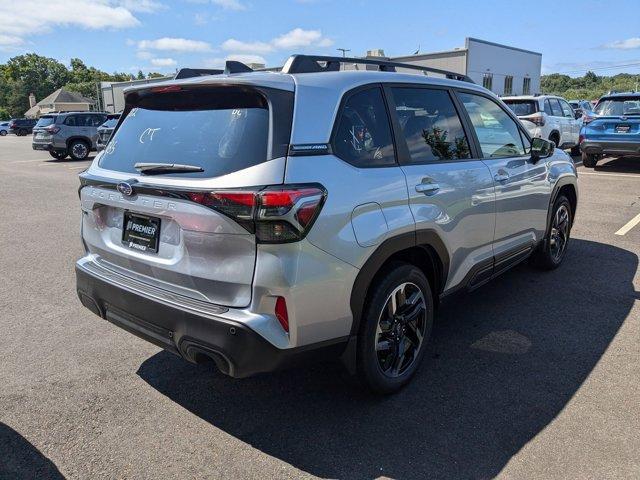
[174,68,223,80]
[281,54,474,83]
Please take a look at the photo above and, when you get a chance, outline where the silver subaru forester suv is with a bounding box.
[76,55,578,393]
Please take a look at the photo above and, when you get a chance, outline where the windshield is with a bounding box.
[99,105,269,178]
[503,100,538,116]
[35,116,56,127]
[594,97,640,116]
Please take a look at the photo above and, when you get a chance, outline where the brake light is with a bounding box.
[151,85,183,94]
[583,115,595,125]
[579,134,585,144]
[45,126,60,134]
[274,296,289,332]
[187,185,326,243]
[529,113,546,127]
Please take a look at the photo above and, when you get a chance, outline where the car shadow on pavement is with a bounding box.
[594,156,640,174]
[137,239,637,479]
[0,423,64,479]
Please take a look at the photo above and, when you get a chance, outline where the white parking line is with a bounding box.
[579,171,640,179]
[615,213,640,236]
[8,159,45,164]
[67,166,88,171]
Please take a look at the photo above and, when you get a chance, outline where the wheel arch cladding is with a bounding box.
[349,230,449,336]
[66,136,91,149]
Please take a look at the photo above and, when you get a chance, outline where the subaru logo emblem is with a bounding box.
[117,182,134,196]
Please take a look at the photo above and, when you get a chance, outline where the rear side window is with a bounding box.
[549,99,563,117]
[99,87,273,178]
[503,100,538,116]
[64,115,78,126]
[332,87,396,167]
[458,92,527,158]
[390,87,470,163]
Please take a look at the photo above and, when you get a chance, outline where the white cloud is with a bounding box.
[211,0,246,10]
[0,34,24,47]
[117,0,166,13]
[220,28,333,59]
[150,57,177,67]
[222,38,273,54]
[137,37,212,52]
[272,28,332,49]
[136,50,153,60]
[603,37,640,50]
[0,1,140,40]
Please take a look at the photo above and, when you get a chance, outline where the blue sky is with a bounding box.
[1,0,639,77]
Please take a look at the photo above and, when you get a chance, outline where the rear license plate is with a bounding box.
[122,212,161,253]
[616,124,631,133]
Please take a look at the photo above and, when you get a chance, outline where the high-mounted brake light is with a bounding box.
[150,85,183,94]
[186,185,326,243]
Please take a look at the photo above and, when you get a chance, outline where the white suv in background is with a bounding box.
[503,95,582,154]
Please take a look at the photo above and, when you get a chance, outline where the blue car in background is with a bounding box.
[581,92,640,168]
[0,121,9,136]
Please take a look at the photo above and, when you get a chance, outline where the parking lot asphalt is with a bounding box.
[0,134,639,480]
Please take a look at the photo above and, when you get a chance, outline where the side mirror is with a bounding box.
[575,110,582,120]
[531,137,554,161]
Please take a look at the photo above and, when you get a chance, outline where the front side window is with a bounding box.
[333,87,396,167]
[504,76,513,95]
[458,92,527,158]
[390,87,470,163]
[560,100,574,118]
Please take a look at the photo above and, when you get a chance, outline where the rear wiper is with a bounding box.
[134,162,204,174]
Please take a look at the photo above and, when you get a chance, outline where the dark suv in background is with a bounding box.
[8,118,37,136]
[32,111,107,160]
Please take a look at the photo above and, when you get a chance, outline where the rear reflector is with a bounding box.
[275,296,289,332]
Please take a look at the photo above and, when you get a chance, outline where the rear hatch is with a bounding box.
[32,115,57,142]
[80,80,295,308]
[502,99,542,126]
[589,96,640,140]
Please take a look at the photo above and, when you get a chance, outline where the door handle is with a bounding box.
[494,172,509,183]
[415,183,440,195]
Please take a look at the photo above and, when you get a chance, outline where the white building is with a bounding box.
[390,38,542,96]
[99,77,171,113]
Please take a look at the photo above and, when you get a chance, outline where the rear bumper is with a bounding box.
[75,259,347,378]
[581,139,640,156]
[32,142,53,151]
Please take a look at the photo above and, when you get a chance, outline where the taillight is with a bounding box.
[579,134,585,144]
[187,184,326,243]
[274,296,289,332]
[583,115,595,125]
[46,126,60,134]
[530,113,546,127]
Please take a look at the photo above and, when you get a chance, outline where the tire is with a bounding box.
[549,132,560,148]
[582,153,598,168]
[356,262,434,394]
[49,150,68,160]
[68,140,90,160]
[18,129,27,136]
[531,195,572,270]
[0,130,6,136]
[570,144,581,156]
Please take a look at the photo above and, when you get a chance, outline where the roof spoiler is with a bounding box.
[281,54,474,83]
[174,60,258,80]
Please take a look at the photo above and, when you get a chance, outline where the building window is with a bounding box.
[482,73,493,90]
[523,77,531,95]
[504,76,513,95]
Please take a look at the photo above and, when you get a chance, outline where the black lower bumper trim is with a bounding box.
[75,265,348,378]
[581,140,640,156]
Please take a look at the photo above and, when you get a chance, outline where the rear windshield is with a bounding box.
[594,97,640,116]
[99,89,270,178]
[503,100,538,116]
[35,116,56,127]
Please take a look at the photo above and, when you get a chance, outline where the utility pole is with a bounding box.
[337,48,350,58]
